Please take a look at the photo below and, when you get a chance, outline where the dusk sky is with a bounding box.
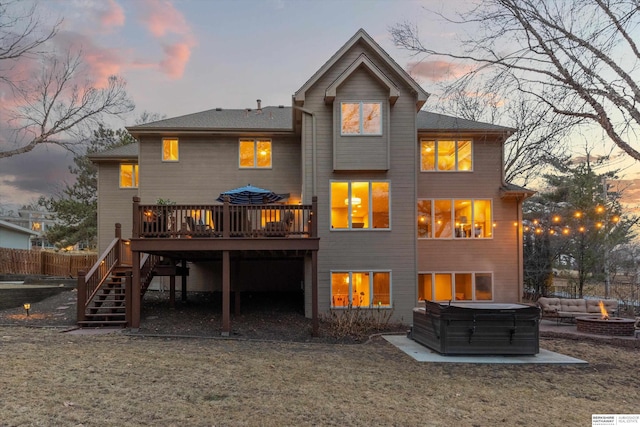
[1,0,638,212]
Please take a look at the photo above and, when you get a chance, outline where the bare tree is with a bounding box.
[437,77,575,184]
[391,0,640,162]
[2,52,134,158]
[0,0,60,85]
[0,1,134,158]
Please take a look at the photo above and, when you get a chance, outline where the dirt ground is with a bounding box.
[0,290,639,426]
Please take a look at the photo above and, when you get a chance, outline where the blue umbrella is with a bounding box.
[216,184,284,204]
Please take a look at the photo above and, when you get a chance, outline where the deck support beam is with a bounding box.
[181,259,187,302]
[131,251,141,329]
[169,275,176,309]
[222,250,231,336]
[312,250,318,337]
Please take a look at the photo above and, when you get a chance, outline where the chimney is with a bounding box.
[256,99,262,114]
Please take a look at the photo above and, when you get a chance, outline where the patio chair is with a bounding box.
[264,211,294,237]
[185,216,212,237]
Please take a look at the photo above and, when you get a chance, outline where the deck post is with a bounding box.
[132,197,140,238]
[77,270,86,323]
[114,223,121,264]
[312,250,319,337]
[181,259,187,302]
[223,196,230,238]
[131,250,141,330]
[125,270,132,325]
[222,250,231,336]
[169,275,176,309]
[311,196,318,238]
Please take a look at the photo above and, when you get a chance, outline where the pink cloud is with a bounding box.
[136,0,197,80]
[139,0,190,38]
[99,0,125,31]
[159,42,192,79]
[407,60,472,82]
[52,31,126,88]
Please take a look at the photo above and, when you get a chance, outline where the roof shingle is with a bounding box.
[127,106,292,133]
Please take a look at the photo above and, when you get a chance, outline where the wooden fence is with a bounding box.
[0,248,97,278]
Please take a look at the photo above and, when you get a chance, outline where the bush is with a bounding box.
[321,303,397,341]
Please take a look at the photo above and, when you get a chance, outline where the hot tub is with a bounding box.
[411,301,541,355]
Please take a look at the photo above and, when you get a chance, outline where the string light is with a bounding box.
[522,206,623,236]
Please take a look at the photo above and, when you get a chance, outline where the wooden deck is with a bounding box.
[131,197,318,258]
[127,197,320,335]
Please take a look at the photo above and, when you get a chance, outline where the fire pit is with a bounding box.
[575,316,635,336]
[575,300,635,337]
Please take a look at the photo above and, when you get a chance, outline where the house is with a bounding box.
[86,29,533,334]
[0,208,58,249]
[0,219,38,250]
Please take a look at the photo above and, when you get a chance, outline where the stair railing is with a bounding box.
[77,224,129,323]
[140,253,162,295]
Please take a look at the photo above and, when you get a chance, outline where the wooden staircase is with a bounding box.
[77,231,166,328]
[78,267,129,327]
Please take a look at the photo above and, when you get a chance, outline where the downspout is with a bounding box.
[292,105,317,198]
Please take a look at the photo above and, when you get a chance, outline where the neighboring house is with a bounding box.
[0,220,38,250]
[0,208,58,249]
[88,29,533,333]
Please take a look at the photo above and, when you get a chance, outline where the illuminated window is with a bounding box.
[341,102,382,135]
[162,138,179,161]
[421,139,472,171]
[331,271,391,308]
[418,272,493,302]
[120,164,139,188]
[330,181,389,230]
[417,199,492,239]
[239,139,272,168]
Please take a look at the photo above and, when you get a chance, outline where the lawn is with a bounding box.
[0,327,638,426]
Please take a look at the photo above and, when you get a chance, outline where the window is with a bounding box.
[239,139,272,168]
[418,272,493,302]
[421,139,472,171]
[120,164,139,188]
[341,102,382,135]
[331,271,391,308]
[417,199,492,239]
[162,138,179,161]
[331,181,389,230]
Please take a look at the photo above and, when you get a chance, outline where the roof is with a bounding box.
[126,106,292,135]
[88,143,139,160]
[294,28,429,110]
[0,219,38,236]
[418,111,515,133]
[500,183,536,199]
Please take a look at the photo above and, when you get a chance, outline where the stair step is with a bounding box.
[78,320,127,327]
[88,314,125,318]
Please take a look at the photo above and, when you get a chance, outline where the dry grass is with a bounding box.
[1,327,639,426]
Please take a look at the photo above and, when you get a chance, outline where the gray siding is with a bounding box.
[333,67,390,170]
[138,134,301,204]
[416,135,520,302]
[97,163,137,254]
[300,39,418,322]
[0,228,32,250]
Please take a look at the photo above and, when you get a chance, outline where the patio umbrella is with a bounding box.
[216,184,284,204]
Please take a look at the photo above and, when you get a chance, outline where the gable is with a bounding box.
[325,54,400,105]
[294,28,429,111]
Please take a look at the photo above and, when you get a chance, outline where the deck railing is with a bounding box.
[133,197,317,239]
[77,224,131,323]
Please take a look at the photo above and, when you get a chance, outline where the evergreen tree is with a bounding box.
[41,125,135,249]
[523,157,637,298]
